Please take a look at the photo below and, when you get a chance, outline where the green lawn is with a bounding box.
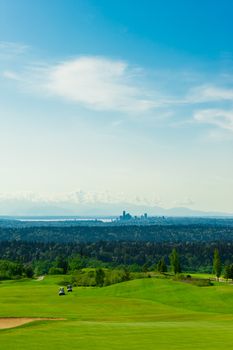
[1,276,233,349]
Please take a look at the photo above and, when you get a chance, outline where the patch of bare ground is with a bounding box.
[0,317,65,329]
[36,275,45,281]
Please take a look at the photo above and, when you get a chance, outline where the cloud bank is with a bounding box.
[1,44,233,135]
[0,190,161,207]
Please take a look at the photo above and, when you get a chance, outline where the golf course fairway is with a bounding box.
[1,276,233,349]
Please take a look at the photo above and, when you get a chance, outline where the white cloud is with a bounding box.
[194,109,233,132]
[2,48,233,134]
[0,41,29,57]
[41,59,233,116]
[188,85,233,103]
[42,56,156,113]
[2,70,21,80]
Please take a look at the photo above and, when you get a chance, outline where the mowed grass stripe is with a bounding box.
[1,320,233,350]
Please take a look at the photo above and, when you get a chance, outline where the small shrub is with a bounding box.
[191,279,213,287]
[174,274,213,287]
[48,267,64,275]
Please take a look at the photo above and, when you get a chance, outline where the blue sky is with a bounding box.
[0,0,233,213]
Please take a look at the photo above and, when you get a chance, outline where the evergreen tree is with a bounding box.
[122,267,131,281]
[142,262,150,272]
[95,268,105,287]
[224,265,231,281]
[169,249,181,274]
[157,257,167,273]
[224,264,233,281]
[23,264,34,278]
[213,249,222,280]
[54,256,68,274]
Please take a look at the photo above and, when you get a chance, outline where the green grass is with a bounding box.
[1,275,233,349]
[189,273,215,279]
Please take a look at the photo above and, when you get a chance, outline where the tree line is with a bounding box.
[0,241,233,282]
[1,240,233,272]
[1,224,233,242]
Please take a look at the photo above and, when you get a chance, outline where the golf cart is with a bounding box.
[59,287,65,296]
[67,285,73,292]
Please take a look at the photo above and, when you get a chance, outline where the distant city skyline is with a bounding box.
[0,0,233,213]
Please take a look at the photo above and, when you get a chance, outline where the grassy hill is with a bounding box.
[0,276,233,349]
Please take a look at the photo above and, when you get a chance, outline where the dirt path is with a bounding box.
[0,318,64,329]
[36,275,45,281]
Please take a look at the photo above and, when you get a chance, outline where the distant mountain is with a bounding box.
[0,198,232,217]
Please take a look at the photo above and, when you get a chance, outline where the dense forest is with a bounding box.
[0,239,233,273]
[0,219,233,277]
[1,223,233,242]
